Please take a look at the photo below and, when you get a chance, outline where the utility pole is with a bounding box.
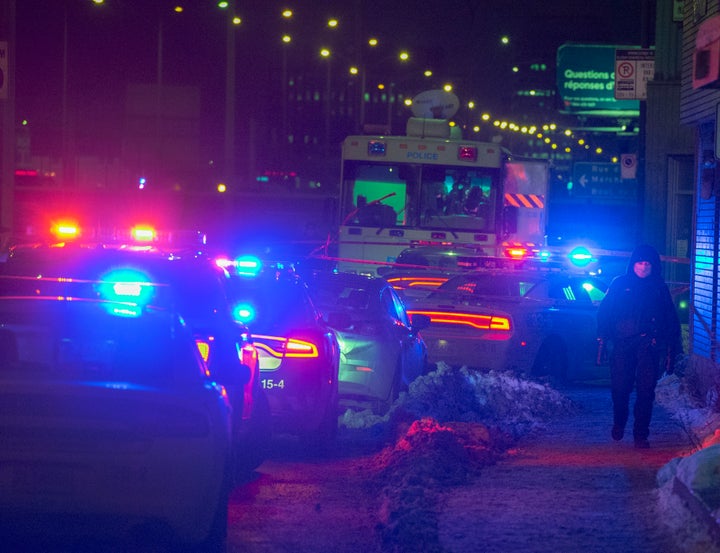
[637,0,651,242]
[0,0,15,251]
[224,0,236,187]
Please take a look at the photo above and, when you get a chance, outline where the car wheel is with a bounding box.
[193,481,229,553]
[531,337,568,383]
[376,359,404,415]
[234,389,271,479]
[300,386,338,453]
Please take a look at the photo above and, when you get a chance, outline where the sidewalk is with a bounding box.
[435,384,712,553]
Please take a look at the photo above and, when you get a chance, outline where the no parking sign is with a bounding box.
[621,154,637,179]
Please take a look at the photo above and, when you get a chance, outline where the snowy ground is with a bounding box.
[655,369,720,551]
[340,362,720,552]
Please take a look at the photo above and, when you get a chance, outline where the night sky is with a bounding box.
[12,0,647,161]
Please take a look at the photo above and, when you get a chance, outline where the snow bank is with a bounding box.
[656,373,720,549]
[340,362,576,438]
[350,363,578,553]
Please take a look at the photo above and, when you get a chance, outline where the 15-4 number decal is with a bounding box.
[261,379,285,390]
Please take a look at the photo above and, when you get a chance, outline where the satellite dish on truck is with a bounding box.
[411,89,460,119]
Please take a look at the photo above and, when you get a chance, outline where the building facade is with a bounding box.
[681,0,720,399]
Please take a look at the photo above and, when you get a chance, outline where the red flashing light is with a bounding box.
[458,146,478,161]
[51,221,80,240]
[131,226,156,242]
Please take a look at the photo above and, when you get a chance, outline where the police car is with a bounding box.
[405,268,609,382]
[0,277,233,550]
[1,227,270,475]
[221,257,341,447]
[305,270,429,415]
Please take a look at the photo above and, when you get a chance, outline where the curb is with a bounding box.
[672,476,720,545]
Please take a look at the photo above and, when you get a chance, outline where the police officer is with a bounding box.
[597,244,682,449]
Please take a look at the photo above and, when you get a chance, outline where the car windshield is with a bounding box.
[0,298,203,386]
[309,280,373,312]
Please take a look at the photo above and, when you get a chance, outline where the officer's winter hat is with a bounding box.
[627,244,662,278]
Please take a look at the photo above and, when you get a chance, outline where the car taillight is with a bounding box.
[503,246,528,259]
[196,339,211,363]
[253,334,319,358]
[385,276,448,290]
[408,309,512,338]
[240,342,258,367]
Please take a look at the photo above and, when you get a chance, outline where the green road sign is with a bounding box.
[557,44,640,115]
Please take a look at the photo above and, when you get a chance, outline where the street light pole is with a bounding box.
[224,3,236,186]
[62,3,69,186]
[155,11,163,187]
[319,48,332,155]
[325,59,331,154]
[359,67,366,133]
[281,37,289,150]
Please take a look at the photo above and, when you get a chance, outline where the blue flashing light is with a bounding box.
[106,304,143,318]
[538,250,552,262]
[235,255,262,277]
[367,141,386,156]
[138,177,146,190]
[232,303,256,324]
[97,269,155,306]
[568,246,594,267]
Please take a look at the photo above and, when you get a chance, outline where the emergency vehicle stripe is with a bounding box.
[504,193,544,208]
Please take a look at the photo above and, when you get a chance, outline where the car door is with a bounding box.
[381,285,427,385]
[533,275,602,373]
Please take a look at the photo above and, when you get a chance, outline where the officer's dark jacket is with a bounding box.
[597,244,682,355]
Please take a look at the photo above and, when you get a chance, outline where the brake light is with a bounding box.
[504,246,527,259]
[385,276,449,290]
[253,334,319,358]
[408,310,512,332]
[196,339,211,363]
